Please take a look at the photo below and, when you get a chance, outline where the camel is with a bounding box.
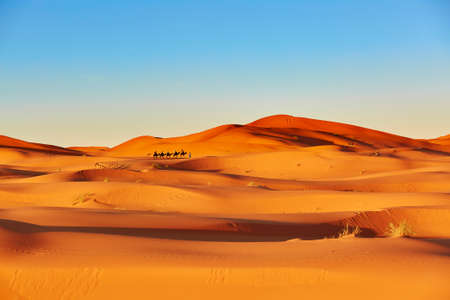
[153,150,189,159]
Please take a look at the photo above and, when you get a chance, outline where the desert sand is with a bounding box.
[0,114,449,299]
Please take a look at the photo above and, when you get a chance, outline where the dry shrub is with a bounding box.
[336,224,361,238]
[386,220,414,237]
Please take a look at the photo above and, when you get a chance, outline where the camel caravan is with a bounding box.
[150,149,190,160]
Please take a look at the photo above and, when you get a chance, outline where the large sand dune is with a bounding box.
[107,115,449,157]
[0,115,449,299]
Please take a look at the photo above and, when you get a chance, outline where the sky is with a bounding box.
[1,0,449,146]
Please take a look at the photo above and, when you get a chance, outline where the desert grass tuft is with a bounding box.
[248,181,265,188]
[150,163,166,170]
[72,193,96,206]
[336,224,361,238]
[386,220,414,237]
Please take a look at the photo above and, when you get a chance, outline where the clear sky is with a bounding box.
[1,0,449,146]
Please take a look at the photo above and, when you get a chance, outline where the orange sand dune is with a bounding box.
[346,206,450,238]
[428,134,450,145]
[108,115,449,157]
[0,167,46,179]
[0,115,449,299]
[171,146,449,179]
[0,135,82,165]
[67,146,110,156]
[249,115,425,147]
[0,209,449,300]
[1,205,449,240]
[0,135,81,156]
[1,179,449,213]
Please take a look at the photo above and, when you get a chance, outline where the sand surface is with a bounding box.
[0,115,449,299]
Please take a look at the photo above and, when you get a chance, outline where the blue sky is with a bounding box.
[1,0,449,146]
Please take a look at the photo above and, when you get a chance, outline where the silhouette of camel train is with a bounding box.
[149,149,190,159]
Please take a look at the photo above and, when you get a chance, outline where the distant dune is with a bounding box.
[107,115,449,157]
[0,135,82,164]
[428,134,450,145]
[0,135,79,154]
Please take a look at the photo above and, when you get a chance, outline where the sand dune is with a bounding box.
[0,115,449,299]
[0,166,46,179]
[249,115,426,148]
[0,135,81,156]
[107,115,450,157]
[428,134,450,145]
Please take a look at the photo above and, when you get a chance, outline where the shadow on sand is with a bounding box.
[0,218,376,243]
